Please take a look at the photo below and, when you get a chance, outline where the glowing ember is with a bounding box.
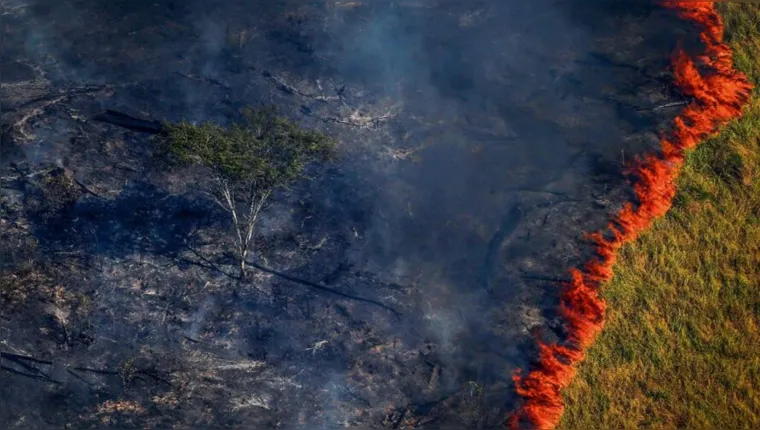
[506,2,753,429]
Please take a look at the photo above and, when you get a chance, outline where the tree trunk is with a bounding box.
[240,249,248,278]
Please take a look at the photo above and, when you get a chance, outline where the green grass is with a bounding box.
[558,4,760,429]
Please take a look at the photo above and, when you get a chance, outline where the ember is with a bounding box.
[507,2,753,429]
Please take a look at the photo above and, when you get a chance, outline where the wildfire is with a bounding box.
[506,2,752,429]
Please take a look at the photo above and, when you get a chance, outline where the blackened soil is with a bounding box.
[0,0,694,428]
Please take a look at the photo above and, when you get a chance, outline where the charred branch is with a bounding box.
[519,274,571,284]
[3,86,112,140]
[635,100,690,112]
[0,365,57,383]
[1,352,171,387]
[578,52,670,85]
[247,260,401,319]
[92,110,164,134]
[0,351,53,365]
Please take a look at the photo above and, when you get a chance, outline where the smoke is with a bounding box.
[321,4,422,98]
[187,295,216,340]
[2,0,715,428]
[305,0,600,395]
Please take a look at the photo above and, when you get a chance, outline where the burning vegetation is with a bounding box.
[507,2,753,429]
[2,0,753,428]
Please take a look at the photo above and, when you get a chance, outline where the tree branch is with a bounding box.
[247,260,402,320]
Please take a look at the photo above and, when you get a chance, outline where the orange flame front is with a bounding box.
[507,2,753,429]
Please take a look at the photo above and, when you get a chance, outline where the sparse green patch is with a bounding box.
[158,106,337,277]
[559,4,760,429]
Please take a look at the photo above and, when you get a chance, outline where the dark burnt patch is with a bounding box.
[0,0,696,428]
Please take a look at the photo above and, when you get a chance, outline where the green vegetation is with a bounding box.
[159,106,337,276]
[559,4,760,429]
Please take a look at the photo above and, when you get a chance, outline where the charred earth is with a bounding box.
[1,0,701,428]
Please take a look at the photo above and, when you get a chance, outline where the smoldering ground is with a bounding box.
[1,0,690,428]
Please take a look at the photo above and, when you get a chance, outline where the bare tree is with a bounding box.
[158,107,336,277]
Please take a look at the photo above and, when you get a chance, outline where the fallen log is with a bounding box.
[92,109,164,134]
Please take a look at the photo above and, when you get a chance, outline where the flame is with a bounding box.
[506,2,752,429]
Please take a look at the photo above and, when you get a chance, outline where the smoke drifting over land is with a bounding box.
[1,0,695,428]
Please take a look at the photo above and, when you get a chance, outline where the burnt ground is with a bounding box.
[0,0,700,428]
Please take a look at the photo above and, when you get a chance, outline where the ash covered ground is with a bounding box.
[0,0,696,428]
